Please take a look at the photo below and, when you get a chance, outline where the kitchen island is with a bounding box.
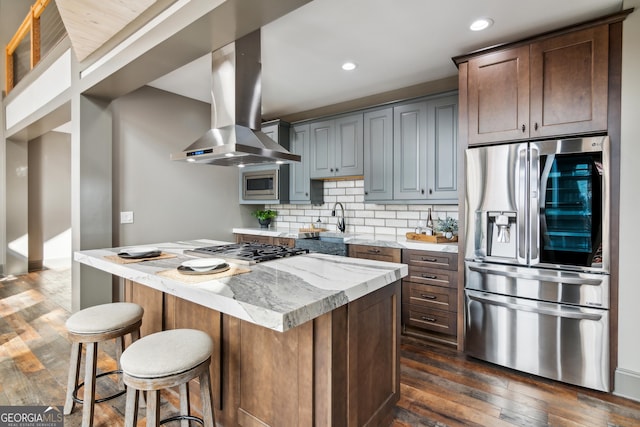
[75,239,408,427]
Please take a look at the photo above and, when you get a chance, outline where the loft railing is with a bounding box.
[4,0,66,95]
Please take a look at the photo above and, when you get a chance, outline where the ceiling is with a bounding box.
[147,0,624,120]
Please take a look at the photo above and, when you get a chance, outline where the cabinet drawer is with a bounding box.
[236,234,272,245]
[273,237,295,248]
[405,266,457,288]
[402,304,457,335]
[402,282,457,312]
[348,244,401,263]
[402,250,457,270]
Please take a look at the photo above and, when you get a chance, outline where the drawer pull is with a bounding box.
[421,274,438,279]
[420,316,437,322]
[421,257,437,262]
[367,249,381,254]
[420,294,437,300]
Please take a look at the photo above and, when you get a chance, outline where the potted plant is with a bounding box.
[434,216,458,239]
[252,209,277,228]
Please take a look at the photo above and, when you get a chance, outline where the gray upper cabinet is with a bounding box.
[393,101,428,200]
[427,95,458,201]
[310,113,363,178]
[364,108,393,201]
[368,92,458,203]
[289,123,310,202]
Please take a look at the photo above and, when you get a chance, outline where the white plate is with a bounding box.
[181,258,226,272]
[119,246,159,256]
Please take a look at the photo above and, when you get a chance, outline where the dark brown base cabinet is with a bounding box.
[235,233,295,247]
[347,244,402,263]
[401,249,458,346]
[125,279,400,427]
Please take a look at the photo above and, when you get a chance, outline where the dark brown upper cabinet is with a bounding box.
[465,25,609,145]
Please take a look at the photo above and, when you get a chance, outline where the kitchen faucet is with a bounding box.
[332,202,346,233]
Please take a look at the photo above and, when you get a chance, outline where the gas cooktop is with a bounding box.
[186,242,309,264]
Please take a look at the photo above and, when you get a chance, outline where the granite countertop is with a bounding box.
[232,227,459,253]
[74,239,408,333]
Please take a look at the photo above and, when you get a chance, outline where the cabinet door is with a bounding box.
[467,46,530,145]
[364,108,393,201]
[334,114,364,177]
[261,123,279,142]
[529,25,609,137]
[393,101,428,200]
[289,124,311,202]
[348,244,401,263]
[309,120,334,178]
[426,95,458,201]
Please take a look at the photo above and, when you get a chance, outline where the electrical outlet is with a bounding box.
[120,211,134,224]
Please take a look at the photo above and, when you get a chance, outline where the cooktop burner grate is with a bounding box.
[189,243,309,263]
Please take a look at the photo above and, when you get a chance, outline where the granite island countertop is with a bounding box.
[232,227,459,253]
[74,239,408,333]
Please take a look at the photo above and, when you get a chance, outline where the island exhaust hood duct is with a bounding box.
[170,30,300,166]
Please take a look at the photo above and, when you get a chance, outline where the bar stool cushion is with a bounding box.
[66,302,144,334]
[121,329,213,378]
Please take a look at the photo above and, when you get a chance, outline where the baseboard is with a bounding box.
[614,368,640,402]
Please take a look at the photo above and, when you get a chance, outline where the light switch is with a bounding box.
[120,211,134,224]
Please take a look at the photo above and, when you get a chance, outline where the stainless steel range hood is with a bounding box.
[171,30,300,166]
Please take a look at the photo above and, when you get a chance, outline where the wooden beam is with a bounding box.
[31,12,41,68]
[5,48,14,94]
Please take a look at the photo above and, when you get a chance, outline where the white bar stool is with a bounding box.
[64,302,144,427]
[120,328,216,427]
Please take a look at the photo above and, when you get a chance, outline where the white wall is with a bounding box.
[111,86,255,245]
[616,0,640,401]
[27,131,72,269]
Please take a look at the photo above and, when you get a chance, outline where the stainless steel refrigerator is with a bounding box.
[464,136,611,392]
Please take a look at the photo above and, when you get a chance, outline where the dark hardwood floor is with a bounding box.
[1,269,639,426]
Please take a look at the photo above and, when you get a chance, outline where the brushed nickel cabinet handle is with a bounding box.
[521,124,526,132]
[420,316,437,322]
[420,294,437,300]
[421,257,437,262]
[367,249,381,254]
[421,274,438,279]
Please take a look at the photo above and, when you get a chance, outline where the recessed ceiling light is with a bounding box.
[341,62,357,71]
[470,18,493,31]
[237,164,245,168]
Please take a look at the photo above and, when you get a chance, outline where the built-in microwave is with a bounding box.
[240,166,289,203]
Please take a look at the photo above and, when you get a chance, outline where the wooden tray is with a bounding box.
[405,232,458,244]
[299,227,328,232]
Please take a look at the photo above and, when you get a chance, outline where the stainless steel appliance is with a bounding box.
[187,243,308,264]
[464,136,611,391]
[241,168,284,201]
[170,30,300,166]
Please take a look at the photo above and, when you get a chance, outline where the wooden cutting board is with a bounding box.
[405,232,458,244]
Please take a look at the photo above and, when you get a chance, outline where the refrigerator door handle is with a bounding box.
[466,290,604,321]
[529,145,540,263]
[467,263,605,286]
[517,145,528,263]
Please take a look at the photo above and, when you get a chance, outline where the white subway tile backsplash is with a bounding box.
[268,179,458,237]
[386,219,408,228]
[374,211,397,219]
[396,211,421,220]
[365,218,386,227]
